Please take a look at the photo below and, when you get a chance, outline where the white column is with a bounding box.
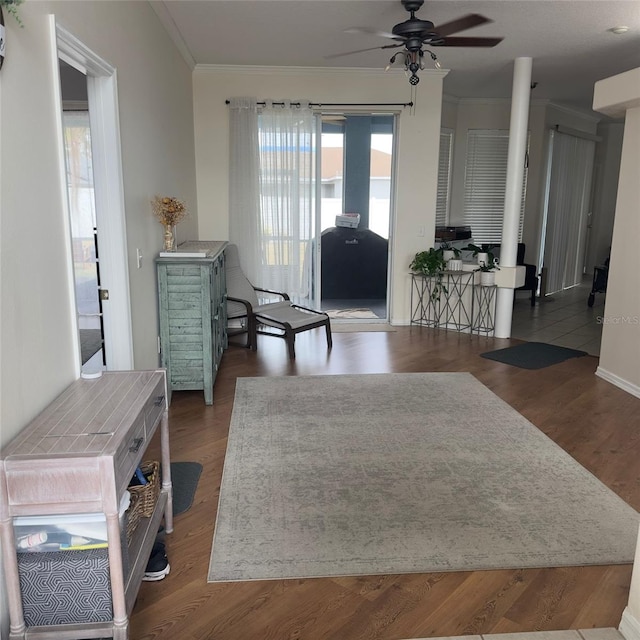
[494,57,533,338]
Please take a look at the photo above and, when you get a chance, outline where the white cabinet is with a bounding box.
[0,370,172,640]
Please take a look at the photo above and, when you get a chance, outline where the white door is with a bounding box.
[55,22,133,372]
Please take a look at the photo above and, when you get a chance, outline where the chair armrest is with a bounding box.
[291,304,327,316]
[227,295,254,313]
[253,286,290,301]
[521,262,538,279]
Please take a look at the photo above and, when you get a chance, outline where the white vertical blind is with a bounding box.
[435,129,453,227]
[462,130,528,243]
[543,130,596,295]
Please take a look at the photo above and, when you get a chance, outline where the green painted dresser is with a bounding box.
[156,241,228,405]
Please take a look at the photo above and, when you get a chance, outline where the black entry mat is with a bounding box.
[80,329,102,364]
[481,342,588,369]
[170,461,203,516]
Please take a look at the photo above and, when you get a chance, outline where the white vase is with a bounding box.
[477,252,489,267]
[448,259,463,271]
[480,270,495,286]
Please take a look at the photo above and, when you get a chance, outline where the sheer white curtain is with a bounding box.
[229,98,316,305]
[229,97,261,281]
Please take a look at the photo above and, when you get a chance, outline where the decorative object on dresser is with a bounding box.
[151,195,188,253]
[0,370,172,640]
[156,241,228,405]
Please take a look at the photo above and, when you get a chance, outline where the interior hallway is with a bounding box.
[512,278,605,356]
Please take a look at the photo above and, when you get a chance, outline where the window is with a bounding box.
[462,129,528,244]
[435,129,453,227]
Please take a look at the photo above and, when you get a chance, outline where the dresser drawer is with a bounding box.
[114,411,147,495]
[144,378,166,433]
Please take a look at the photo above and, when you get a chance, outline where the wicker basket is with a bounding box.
[125,490,141,544]
[127,460,160,523]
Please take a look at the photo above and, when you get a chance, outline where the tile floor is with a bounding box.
[405,628,624,640]
[511,277,605,356]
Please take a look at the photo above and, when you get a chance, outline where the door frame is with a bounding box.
[313,111,397,321]
[54,19,133,371]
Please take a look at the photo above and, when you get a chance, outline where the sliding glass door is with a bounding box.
[316,114,395,321]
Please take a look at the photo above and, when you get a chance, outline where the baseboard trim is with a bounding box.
[596,367,640,400]
[619,608,640,640]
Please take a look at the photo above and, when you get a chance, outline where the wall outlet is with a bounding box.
[136,248,143,269]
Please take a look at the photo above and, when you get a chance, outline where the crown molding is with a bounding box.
[447,95,601,123]
[194,64,449,80]
[540,99,602,123]
[150,1,196,71]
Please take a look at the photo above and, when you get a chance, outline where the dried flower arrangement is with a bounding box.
[151,196,187,252]
[151,196,187,227]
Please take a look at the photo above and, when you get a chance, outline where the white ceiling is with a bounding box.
[155,0,640,116]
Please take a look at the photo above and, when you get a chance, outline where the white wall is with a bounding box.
[0,2,197,634]
[193,65,446,324]
[591,67,640,640]
[592,68,640,399]
[0,0,197,444]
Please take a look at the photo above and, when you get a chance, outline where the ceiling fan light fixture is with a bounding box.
[424,49,442,69]
[333,0,500,86]
[384,47,439,83]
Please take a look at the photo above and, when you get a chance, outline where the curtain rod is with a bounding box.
[225,100,413,108]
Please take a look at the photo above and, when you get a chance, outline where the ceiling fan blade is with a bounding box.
[437,36,503,47]
[324,42,403,60]
[433,14,492,37]
[345,26,401,41]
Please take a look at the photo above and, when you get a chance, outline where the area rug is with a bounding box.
[208,373,639,582]
[481,342,588,369]
[169,462,202,516]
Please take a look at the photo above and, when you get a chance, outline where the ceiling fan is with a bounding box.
[327,0,503,85]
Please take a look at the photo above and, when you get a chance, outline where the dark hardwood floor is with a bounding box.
[132,326,640,640]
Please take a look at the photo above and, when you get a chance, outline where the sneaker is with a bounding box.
[142,541,170,581]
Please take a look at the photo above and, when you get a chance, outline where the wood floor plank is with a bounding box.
[130,327,640,640]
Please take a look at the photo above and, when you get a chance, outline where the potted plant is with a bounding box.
[439,241,461,262]
[476,261,500,286]
[466,243,497,268]
[409,248,448,300]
